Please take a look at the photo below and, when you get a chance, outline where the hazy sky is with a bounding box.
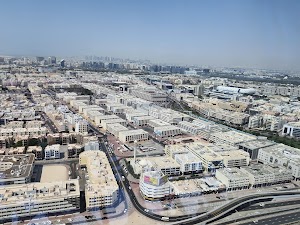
[0,0,299,70]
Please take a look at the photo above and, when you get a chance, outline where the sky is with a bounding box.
[0,0,299,70]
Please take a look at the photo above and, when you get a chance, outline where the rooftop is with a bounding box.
[0,154,35,181]
[148,156,180,169]
[217,167,249,179]
[211,130,257,144]
[118,129,148,135]
[239,139,276,150]
[260,143,300,164]
[0,179,79,206]
[79,151,118,197]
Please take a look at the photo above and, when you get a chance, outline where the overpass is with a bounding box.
[171,190,300,225]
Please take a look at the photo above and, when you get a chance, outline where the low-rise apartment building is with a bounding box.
[79,151,119,210]
[0,154,35,185]
[216,168,250,191]
[257,143,300,179]
[118,129,149,143]
[0,180,80,223]
[240,164,293,187]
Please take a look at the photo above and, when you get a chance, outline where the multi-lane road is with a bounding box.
[236,210,300,225]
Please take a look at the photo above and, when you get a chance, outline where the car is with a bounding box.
[128,186,132,190]
[144,209,149,212]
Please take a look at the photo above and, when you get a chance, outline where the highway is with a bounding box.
[213,200,300,225]
[237,210,300,225]
[240,199,300,212]
[171,191,300,225]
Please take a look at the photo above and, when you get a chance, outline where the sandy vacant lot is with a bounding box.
[40,164,69,182]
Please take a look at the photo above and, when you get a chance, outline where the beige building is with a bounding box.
[107,123,129,137]
[240,164,293,187]
[79,151,119,210]
[118,129,149,143]
[101,118,127,130]
[216,168,250,191]
[0,180,80,223]
[94,115,120,126]
[147,156,181,176]
[0,127,47,138]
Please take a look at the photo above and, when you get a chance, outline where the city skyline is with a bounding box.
[0,0,300,70]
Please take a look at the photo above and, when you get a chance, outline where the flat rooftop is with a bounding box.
[147,156,180,169]
[80,151,119,197]
[154,125,181,131]
[107,123,129,132]
[239,139,276,150]
[0,154,35,181]
[242,164,290,176]
[211,130,257,144]
[149,119,170,127]
[259,143,300,164]
[118,129,148,135]
[133,115,154,120]
[217,167,249,179]
[0,179,80,206]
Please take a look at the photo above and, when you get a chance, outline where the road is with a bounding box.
[240,199,300,212]
[37,111,59,133]
[171,191,300,225]
[237,210,300,225]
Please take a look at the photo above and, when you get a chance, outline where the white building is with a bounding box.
[118,129,149,143]
[101,118,127,130]
[132,115,155,126]
[240,164,293,187]
[75,120,89,133]
[248,116,262,129]
[216,168,250,191]
[86,110,103,122]
[0,127,47,138]
[257,144,300,179]
[238,139,276,160]
[131,89,168,103]
[106,123,129,136]
[139,171,173,200]
[44,144,62,160]
[94,115,120,126]
[154,125,182,138]
[84,141,100,151]
[148,156,181,176]
[174,153,203,174]
[148,119,170,128]
[209,130,257,146]
[282,122,300,138]
[125,112,149,122]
